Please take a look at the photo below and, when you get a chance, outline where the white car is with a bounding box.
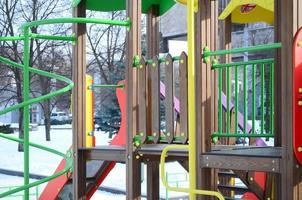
[50,112,69,121]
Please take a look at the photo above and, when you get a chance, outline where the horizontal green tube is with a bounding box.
[0,55,74,116]
[22,17,131,29]
[91,84,124,89]
[134,135,184,144]
[212,58,274,69]
[212,132,274,138]
[30,33,76,42]
[0,36,25,41]
[204,43,282,57]
[143,56,182,65]
[0,133,72,198]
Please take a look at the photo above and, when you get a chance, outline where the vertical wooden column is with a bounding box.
[126,0,142,199]
[275,0,302,199]
[195,0,218,199]
[72,1,87,199]
[146,6,160,200]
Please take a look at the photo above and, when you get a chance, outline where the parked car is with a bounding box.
[50,112,69,121]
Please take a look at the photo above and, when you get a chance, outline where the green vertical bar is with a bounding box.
[23,26,30,200]
[235,66,238,134]
[261,63,265,134]
[244,65,247,133]
[227,68,230,133]
[270,62,274,135]
[219,69,223,134]
[252,64,255,134]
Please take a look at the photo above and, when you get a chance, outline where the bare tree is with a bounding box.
[86,11,126,128]
[0,0,71,146]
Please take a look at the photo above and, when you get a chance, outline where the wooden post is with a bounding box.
[146,6,160,200]
[195,0,218,199]
[275,0,302,199]
[126,0,142,199]
[72,1,87,199]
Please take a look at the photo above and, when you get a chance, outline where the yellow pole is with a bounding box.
[159,0,224,199]
[187,0,196,199]
[86,75,94,147]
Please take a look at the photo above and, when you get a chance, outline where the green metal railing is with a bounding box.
[0,185,39,199]
[203,43,281,139]
[0,17,131,199]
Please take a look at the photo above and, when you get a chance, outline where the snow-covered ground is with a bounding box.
[0,126,188,199]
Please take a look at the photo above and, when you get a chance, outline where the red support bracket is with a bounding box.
[293,27,302,165]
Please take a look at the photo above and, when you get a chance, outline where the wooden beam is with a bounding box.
[146,6,160,200]
[275,0,302,199]
[126,0,142,199]
[72,1,87,199]
[195,0,219,199]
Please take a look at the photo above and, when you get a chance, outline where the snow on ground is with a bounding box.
[0,126,189,199]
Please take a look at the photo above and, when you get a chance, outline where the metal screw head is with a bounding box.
[139,65,143,69]
[250,177,254,181]
[298,41,302,47]
[181,133,185,137]
[166,132,171,136]
[153,132,157,136]
[298,101,302,106]
[272,168,275,171]
[140,132,144,137]
[180,59,184,64]
[299,88,302,93]
[152,63,156,67]
[165,61,169,65]
[298,147,302,152]
[136,155,140,160]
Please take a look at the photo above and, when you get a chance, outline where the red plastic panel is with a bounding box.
[293,27,302,166]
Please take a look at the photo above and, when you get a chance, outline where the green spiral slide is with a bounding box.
[0,17,131,199]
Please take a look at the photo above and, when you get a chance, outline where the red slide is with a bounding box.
[39,80,126,200]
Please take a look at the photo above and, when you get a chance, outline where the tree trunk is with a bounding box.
[43,100,51,141]
[18,108,24,152]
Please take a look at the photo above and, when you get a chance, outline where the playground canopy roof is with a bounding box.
[219,0,274,25]
[73,0,176,16]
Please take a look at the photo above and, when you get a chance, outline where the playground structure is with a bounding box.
[0,0,302,199]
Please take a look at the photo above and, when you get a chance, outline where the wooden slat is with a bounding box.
[138,58,147,144]
[150,57,160,144]
[179,52,188,144]
[165,54,174,144]
[72,1,87,199]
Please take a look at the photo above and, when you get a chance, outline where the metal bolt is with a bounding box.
[298,41,302,47]
[272,160,275,163]
[153,132,157,136]
[181,133,185,137]
[140,132,144,137]
[298,101,302,106]
[206,156,209,160]
[299,88,302,93]
[298,146,302,152]
[139,65,143,69]
[166,61,170,65]
[250,177,253,181]
[136,155,140,160]
[166,132,171,136]
[206,163,209,167]
[296,164,300,169]
[152,63,156,67]
[180,59,184,64]
[272,168,275,172]
[127,155,131,159]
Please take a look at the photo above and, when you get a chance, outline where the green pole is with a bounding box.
[23,26,30,200]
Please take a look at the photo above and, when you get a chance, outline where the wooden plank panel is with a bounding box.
[200,155,281,173]
[138,58,147,144]
[179,52,188,144]
[150,57,160,144]
[165,54,174,144]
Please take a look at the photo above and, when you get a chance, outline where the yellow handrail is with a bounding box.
[160,1,225,199]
